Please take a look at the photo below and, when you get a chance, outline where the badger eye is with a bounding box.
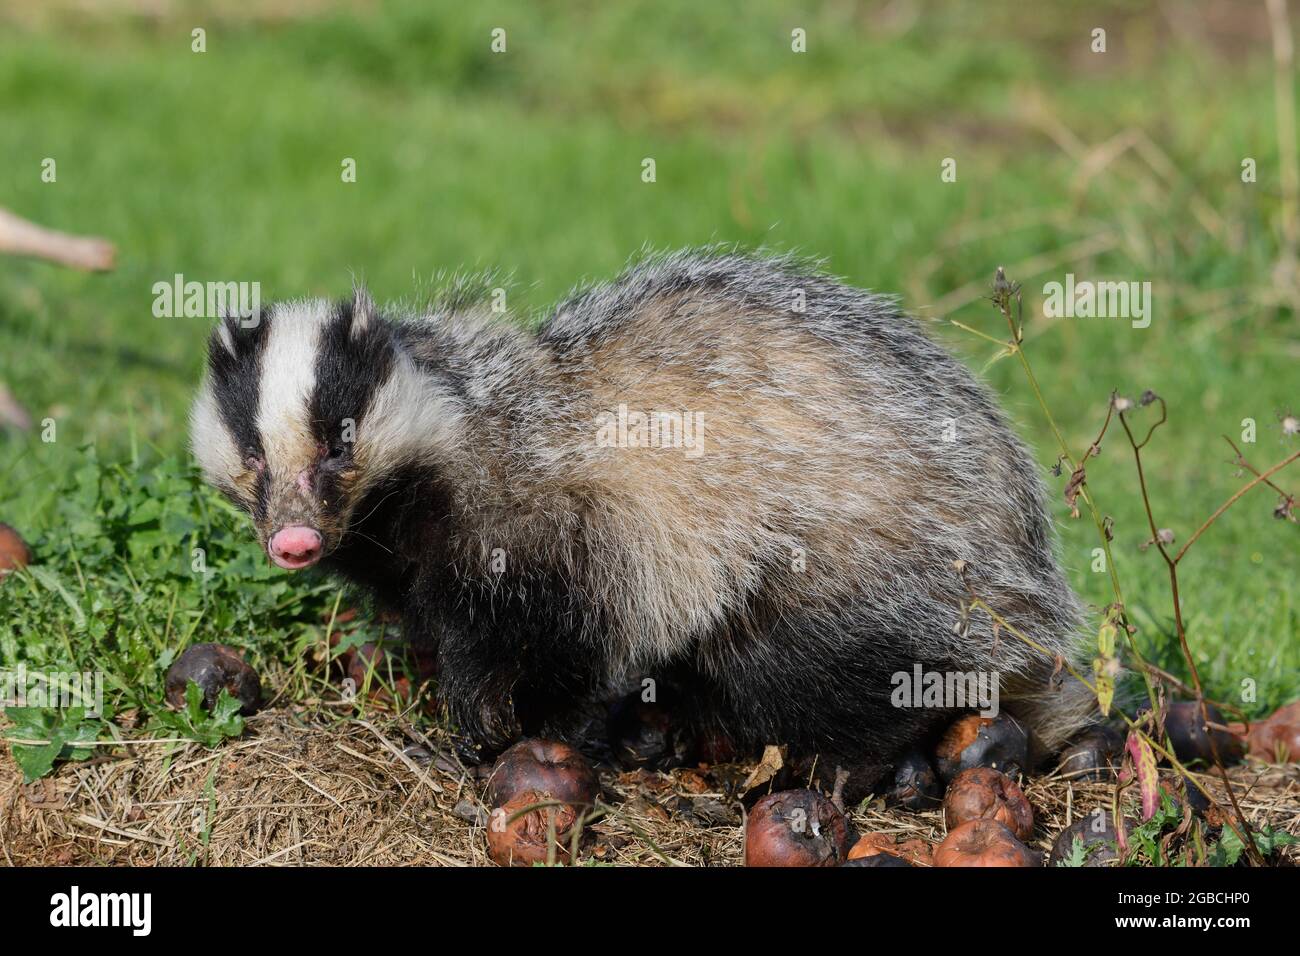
[244,454,265,473]
[326,443,347,460]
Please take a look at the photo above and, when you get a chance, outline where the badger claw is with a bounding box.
[450,693,521,759]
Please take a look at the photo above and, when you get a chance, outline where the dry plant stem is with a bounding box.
[1114,406,1300,867]
[1175,446,1300,562]
[965,586,1272,867]
[996,288,1122,594]
[961,592,1216,806]
[983,280,1161,706]
[0,207,115,271]
[1267,0,1300,309]
[1223,435,1298,509]
[961,273,1297,865]
[1138,659,1248,722]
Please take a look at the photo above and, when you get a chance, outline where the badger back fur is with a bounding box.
[191,250,1094,769]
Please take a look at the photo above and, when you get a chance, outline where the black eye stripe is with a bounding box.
[209,313,270,462]
[307,297,397,448]
[252,466,270,522]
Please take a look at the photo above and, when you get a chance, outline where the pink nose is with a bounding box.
[268,525,322,569]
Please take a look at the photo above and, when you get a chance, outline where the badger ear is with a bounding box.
[212,315,239,358]
[210,305,262,359]
[350,285,377,338]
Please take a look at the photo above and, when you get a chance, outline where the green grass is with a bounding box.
[1,0,1297,760]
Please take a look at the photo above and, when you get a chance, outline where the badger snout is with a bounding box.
[268,525,323,570]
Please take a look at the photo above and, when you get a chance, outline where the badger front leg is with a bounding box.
[435,623,523,762]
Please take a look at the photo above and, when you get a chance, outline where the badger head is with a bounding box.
[190,289,461,570]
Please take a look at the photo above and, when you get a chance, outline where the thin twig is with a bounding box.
[1114,404,1295,866]
[0,207,115,271]
[1174,446,1300,562]
[1223,435,1297,504]
[984,272,1159,705]
[957,582,1220,811]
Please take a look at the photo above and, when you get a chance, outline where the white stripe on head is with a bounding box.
[354,350,464,489]
[190,377,243,495]
[256,299,332,473]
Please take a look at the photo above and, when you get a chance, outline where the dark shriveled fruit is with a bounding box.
[1174,775,1212,818]
[345,642,411,703]
[883,749,942,810]
[695,730,739,765]
[934,819,1040,868]
[164,643,261,715]
[1048,811,1125,867]
[848,832,933,867]
[744,789,854,867]
[486,789,578,867]
[606,691,691,770]
[789,753,891,807]
[1228,701,1300,763]
[0,522,31,579]
[1165,702,1245,766]
[934,713,1030,782]
[487,739,600,809]
[842,854,913,867]
[943,767,1034,840]
[1056,725,1125,781]
[1252,721,1300,763]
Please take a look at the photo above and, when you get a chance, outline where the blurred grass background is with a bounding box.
[0,0,1296,716]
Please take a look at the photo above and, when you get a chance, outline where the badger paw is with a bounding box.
[451,693,522,762]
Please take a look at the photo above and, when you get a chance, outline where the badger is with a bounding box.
[190,250,1094,775]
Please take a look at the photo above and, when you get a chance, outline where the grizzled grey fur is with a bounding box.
[192,249,1095,771]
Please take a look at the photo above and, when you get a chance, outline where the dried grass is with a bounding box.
[3,708,1296,867]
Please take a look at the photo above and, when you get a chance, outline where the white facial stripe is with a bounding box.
[256,300,331,474]
[354,352,462,487]
[190,378,243,493]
